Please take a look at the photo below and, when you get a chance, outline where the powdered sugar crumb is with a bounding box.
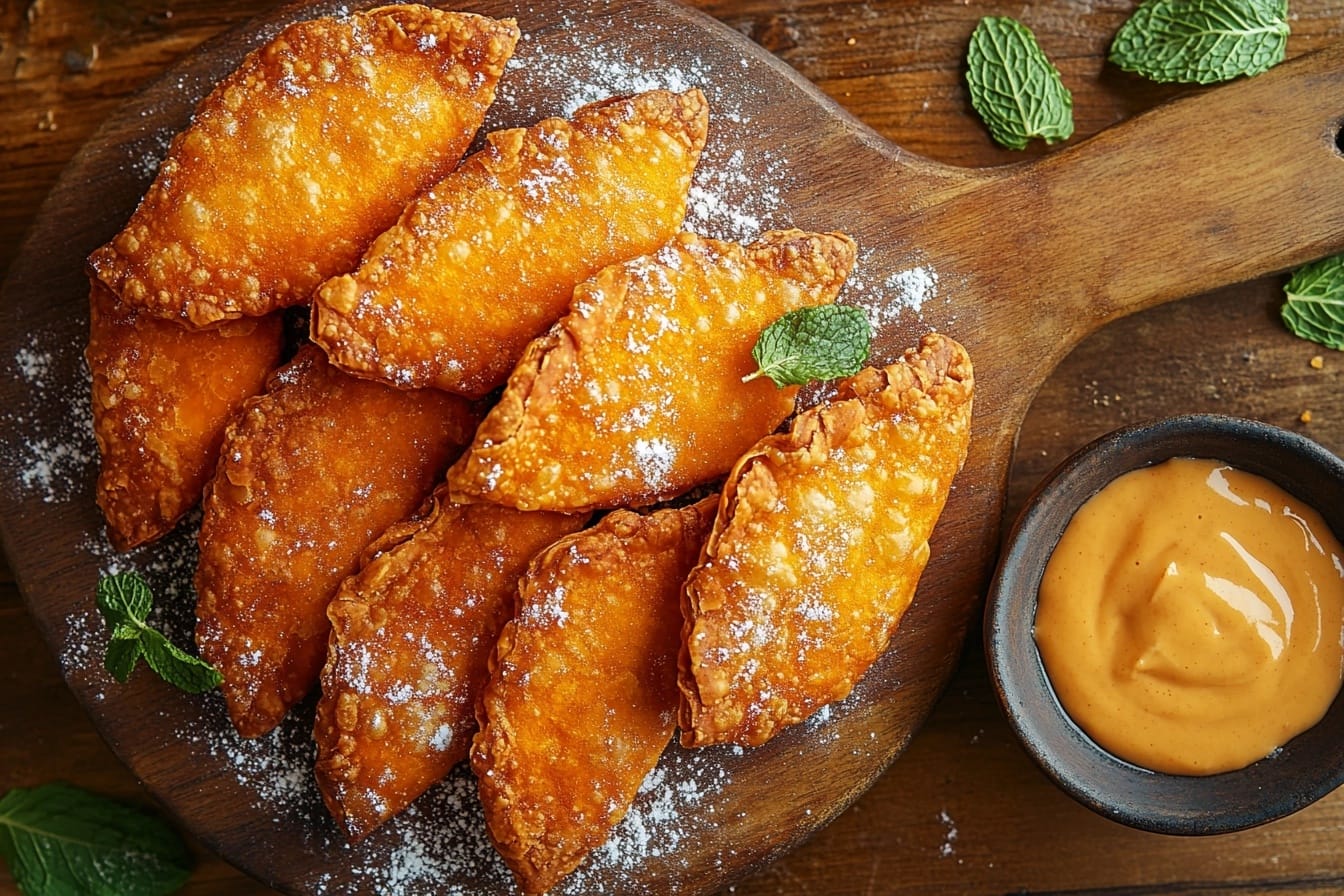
[841,248,938,332]
[14,344,52,387]
[885,265,939,317]
[59,608,106,680]
[633,437,677,491]
[937,808,958,858]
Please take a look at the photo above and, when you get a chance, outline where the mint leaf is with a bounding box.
[104,635,144,684]
[139,629,223,695]
[95,572,222,694]
[95,571,152,628]
[1283,254,1344,350]
[966,16,1074,150]
[746,304,871,387]
[1109,0,1289,84]
[0,783,192,896]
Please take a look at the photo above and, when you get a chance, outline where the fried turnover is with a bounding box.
[88,6,519,327]
[86,279,283,551]
[314,494,584,842]
[679,333,974,748]
[194,346,479,738]
[472,498,716,896]
[447,230,857,512]
[312,88,709,397]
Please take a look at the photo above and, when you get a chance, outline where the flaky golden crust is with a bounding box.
[312,88,709,396]
[194,346,479,738]
[86,279,283,551]
[679,333,974,747]
[472,498,716,896]
[446,230,857,512]
[88,7,519,327]
[313,494,584,842]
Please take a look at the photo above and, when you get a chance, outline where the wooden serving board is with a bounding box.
[3,1,1344,893]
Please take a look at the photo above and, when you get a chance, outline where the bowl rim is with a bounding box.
[985,413,1344,835]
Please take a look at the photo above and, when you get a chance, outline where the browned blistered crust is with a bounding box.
[313,491,584,842]
[85,279,284,551]
[471,498,716,896]
[311,88,709,396]
[193,345,480,738]
[88,7,519,327]
[678,333,974,748]
[446,229,858,513]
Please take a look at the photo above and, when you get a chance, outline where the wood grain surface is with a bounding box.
[5,1,1344,894]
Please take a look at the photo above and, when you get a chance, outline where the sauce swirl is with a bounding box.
[1034,457,1344,775]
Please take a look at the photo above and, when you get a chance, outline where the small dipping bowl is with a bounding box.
[986,414,1344,835]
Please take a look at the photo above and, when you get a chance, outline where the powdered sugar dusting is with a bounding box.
[6,327,97,505]
[337,770,512,895]
[490,11,788,244]
[633,437,677,490]
[841,247,939,332]
[182,705,320,815]
[560,746,734,894]
[14,344,52,387]
[885,265,939,318]
[937,808,959,858]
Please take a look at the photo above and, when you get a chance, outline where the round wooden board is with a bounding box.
[5,1,1344,893]
[0,2,986,892]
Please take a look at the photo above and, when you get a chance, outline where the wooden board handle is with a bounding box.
[1035,42,1344,328]
[900,42,1344,386]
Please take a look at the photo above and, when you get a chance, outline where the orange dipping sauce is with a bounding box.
[1034,457,1344,776]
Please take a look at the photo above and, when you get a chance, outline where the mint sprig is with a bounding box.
[965,16,1074,150]
[96,572,222,694]
[1282,254,1344,350]
[1109,0,1289,84]
[0,783,193,896]
[745,304,871,387]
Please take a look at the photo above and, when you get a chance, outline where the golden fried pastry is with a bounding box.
[314,495,584,841]
[88,7,519,327]
[679,333,974,747]
[194,346,479,738]
[447,230,857,512]
[472,498,715,895]
[85,279,283,551]
[312,89,709,396]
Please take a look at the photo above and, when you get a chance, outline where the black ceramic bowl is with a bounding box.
[986,414,1344,835]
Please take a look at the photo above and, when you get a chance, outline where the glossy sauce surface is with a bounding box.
[1035,457,1344,775]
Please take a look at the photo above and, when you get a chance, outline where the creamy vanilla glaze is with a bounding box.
[1034,457,1344,775]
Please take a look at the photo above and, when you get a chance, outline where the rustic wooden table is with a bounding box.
[5,1,1344,893]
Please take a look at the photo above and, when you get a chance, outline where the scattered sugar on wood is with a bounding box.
[937,808,958,858]
[7,328,97,505]
[560,745,732,893]
[843,249,938,331]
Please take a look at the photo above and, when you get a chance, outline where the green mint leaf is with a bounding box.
[0,783,192,896]
[95,571,152,628]
[966,16,1074,150]
[1282,254,1344,350]
[94,572,221,694]
[747,304,872,387]
[104,635,144,684]
[138,629,224,695]
[1109,0,1289,85]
